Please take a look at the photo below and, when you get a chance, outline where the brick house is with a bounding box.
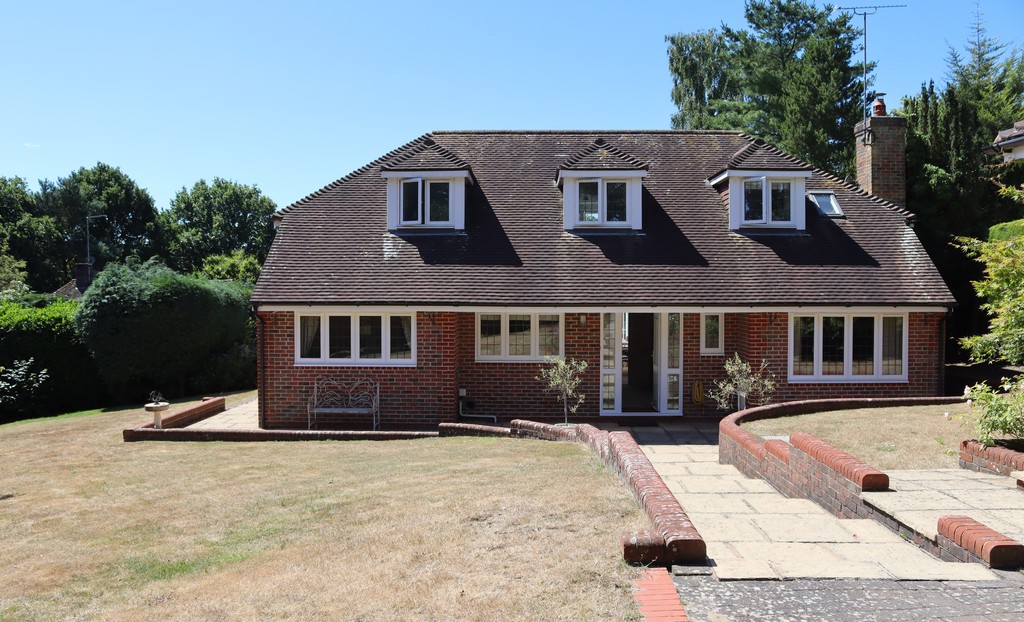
[251,111,953,430]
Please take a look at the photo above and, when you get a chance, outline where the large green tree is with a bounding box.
[667,0,866,176]
[899,17,1024,345]
[36,163,159,264]
[0,177,65,291]
[159,178,276,274]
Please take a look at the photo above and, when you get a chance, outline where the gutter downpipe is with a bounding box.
[255,306,267,429]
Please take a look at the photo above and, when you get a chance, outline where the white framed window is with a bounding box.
[700,313,724,355]
[295,312,416,366]
[383,170,469,230]
[742,177,794,225]
[399,178,452,226]
[558,170,646,230]
[576,179,630,225]
[808,191,844,217]
[788,313,906,382]
[476,313,563,361]
[717,169,810,230]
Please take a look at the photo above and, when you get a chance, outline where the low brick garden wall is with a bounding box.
[719,396,1024,569]
[960,440,1024,486]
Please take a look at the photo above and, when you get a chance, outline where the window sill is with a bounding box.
[475,357,554,363]
[295,360,417,367]
[787,375,908,384]
[568,227,642,236]
[700,349,725,356]
[390,228,464,236]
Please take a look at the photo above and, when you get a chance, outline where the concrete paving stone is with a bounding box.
[673,493,757,513]
[710,558,781,580]
[834,519,908,543]
[733,542,841,564]
[863,490,972,511]
[674,462,743,476]
[669,475,749,494]
[735,478,779,493]
[751,514,865,543]
[684,515,769,542]
[740,494,821,515]
[877,509,943,539]
[772,559,895,579]
[947,489,1024,508]
[888,469,979,481]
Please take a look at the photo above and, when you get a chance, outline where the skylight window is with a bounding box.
[809,191,844,217]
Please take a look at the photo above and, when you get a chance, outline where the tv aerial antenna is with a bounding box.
[837,4,907,136]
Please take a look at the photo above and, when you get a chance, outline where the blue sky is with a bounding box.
[1,1,1019,211]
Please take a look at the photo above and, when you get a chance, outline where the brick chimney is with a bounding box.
[854,97,906,207]
[75,262,94,294]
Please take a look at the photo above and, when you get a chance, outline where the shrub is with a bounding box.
[708,353,777,411]
[964,376,1024,447]
[0,358,49,418]
[0,299,106,417]
[988,218,1024,242]
[76,259,254,400]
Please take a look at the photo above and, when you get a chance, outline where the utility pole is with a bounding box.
[837,4,907,138]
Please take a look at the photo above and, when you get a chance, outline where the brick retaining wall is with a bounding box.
[960,439,1024,477]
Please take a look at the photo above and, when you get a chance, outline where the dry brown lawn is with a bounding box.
[0,395,644,621]
[743,403,977,470]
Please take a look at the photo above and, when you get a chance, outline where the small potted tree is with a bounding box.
[708,354,776,412]
[538,356,588,426]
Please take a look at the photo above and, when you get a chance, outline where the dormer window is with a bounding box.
[558,171,646,230]
[383,171,470,231]
[709,168,812,231]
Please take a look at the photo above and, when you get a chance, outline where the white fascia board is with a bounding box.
[725,169,813,179]
[382,170,473,184]
[260,304,949,314]
[556,169,648,185]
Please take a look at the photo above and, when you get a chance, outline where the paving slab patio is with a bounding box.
[628,423,999,581]
[862,469,1024,544]
[185,399,260,430]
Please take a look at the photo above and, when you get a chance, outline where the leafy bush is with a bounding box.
[196,250,261,284]
[964,376,1024,446]
[0,358,49,417]
[708,353,777,411]
[988,218,1024,242]
[75,259,254,400]
[0,300,106,417]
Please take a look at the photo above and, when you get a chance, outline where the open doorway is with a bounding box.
[622,313,656,412]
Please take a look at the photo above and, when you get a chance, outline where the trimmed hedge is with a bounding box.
[0,299,107,419]
[76,259,254,400]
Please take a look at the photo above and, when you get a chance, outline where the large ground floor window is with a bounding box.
[296,312,415,365]
[476,313,562,361]
[789,313,906,381]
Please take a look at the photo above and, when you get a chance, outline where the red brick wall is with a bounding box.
[258,311,458,430]
[455,312,602,419]
[258,309,947,428]
[682,312,946,414]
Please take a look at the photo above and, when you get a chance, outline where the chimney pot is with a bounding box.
[872,98,887,117]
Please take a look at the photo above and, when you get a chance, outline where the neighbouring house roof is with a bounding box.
[986,120,1024,155]
[253,130,953,308]
[53,280,82,300]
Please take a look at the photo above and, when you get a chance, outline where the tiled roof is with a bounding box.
[727,138,812,171]
[995,120,1024,142]
[253,130,953,308]
[559,137,648,172]
[380,137,470,171]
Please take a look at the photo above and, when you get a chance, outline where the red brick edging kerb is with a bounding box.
[937,515,1024,569]
[960,439,1024,479]
[123,398,436,441]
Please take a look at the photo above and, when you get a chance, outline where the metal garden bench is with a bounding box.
[307,377,380,430]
